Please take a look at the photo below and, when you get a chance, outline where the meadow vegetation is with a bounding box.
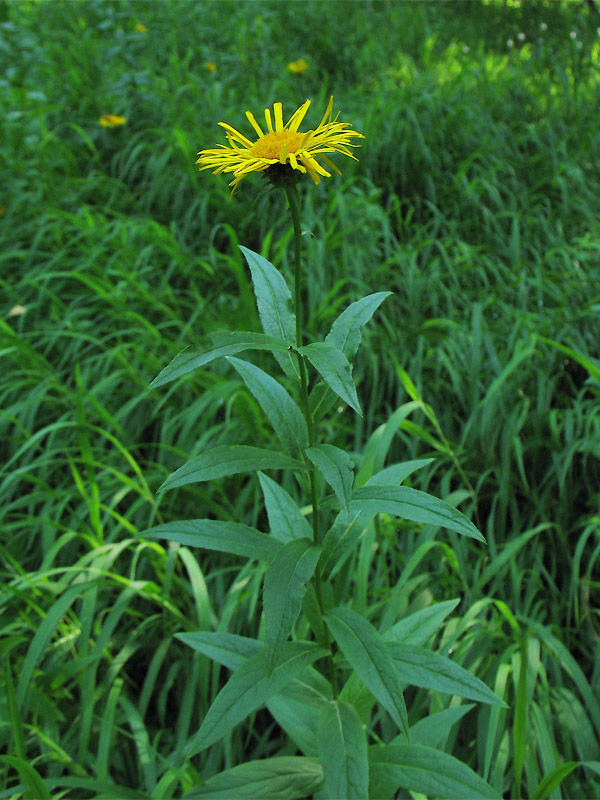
[1,0,600,797]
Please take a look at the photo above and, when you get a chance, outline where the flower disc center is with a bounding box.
[250,130,304,160]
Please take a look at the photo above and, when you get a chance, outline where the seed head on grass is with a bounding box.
[196,96,363,193]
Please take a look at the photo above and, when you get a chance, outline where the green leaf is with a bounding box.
[325,291,392,361]
[264,539,321,674]
[369,744,501,799]
[0,756,51,800]
[382,599,460,645]
[364,459,434,487]
[258,472,313,543]
[183,756,323,799]
[148,333,290,390]
[142,519,281,562]
[227,357,308,455]
[175,631,262,670]
[530,761,580,800]
[158,445,305,493]
[351,485,485,542]
[386,642,506,705]
[324,607,409,738]
[320,509,375,578]
[267,672,331,757]
[240,246,298,379]
[306,444,354,513]
[407,704,476,748]
[187,641,327,755]
[318,700,369,800]
[297,341,362,416]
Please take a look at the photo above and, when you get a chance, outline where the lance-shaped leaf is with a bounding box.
[267,673,331,757]
[351,485,485,542]
[187,641,327,756]
[159,445,305,493]
[176,631,262,670]
[382,599,460,645]
[142,519,281,562]
[258,472,312,543]
[318,700,369,800]
[227,357,308,455]
[264,539,321,674]
[320,508,376,578]
[364,459,434,488]
[324,607,409,738]
[369,744,501,799]
[297,341,362,415]
[183,756,323,799]
[386,642,506,706]
[325,291,392,362]
[240,246,298,379]
[306,444,354,513]
[148,332,290,390]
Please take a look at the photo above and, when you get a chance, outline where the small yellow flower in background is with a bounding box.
[9,305,26,317]
[205,61,217,73]
[99,114,127,128]
[197,96,363,194]
[288,58,309,74]
[0,205,7,215]
[135,23,148,33]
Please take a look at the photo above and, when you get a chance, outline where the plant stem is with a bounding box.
[285,183,338,700]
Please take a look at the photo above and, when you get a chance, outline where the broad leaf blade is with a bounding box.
[175,631,262,670]
[228,357,308,455]
[298,341,362,416]
[318,700,369,800]
[187,641,327,755]
[264,539,321,674]
[258,472,313,543]
[352,485,485,542]
[325,291,392,362]
[324,607,409,737]
[369,744,501,799]
[240,246,298,379]
[148,333,290,390]
[382,599,460,645]
[143,519,281,562]
[267,673,331,757]
[306,444,354,513]
[183,756,323,799]
[159,445,305,493]
[386,642,506,706]
[364,459,434,487]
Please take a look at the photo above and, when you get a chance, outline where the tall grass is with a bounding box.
[1,0,599,797]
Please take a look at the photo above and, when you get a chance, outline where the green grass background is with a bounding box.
[1,0,600,797]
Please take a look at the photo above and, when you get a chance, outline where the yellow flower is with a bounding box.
[0,205,7,216]
[205,61,217,72]
[99,114,127,128]
[196,96,363,193]
[288,58,309,74]
[135,23,148,33]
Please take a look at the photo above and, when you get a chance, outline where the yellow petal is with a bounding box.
[245,110,264,138]
[273,102,284,133]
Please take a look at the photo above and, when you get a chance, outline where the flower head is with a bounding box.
[196,96,363,194]
[288,58,309,74]
[99,114,127,128]
[205,61,217,72]
[134,23,148,33]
